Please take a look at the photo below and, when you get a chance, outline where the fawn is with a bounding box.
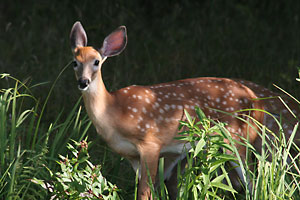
[69,21,298,199]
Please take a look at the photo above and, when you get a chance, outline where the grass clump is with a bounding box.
[148,106,300,200]
[0,73,94,199]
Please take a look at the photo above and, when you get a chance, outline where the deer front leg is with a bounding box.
[137,142,161,200]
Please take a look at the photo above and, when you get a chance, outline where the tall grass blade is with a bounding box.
[31,62,72,150]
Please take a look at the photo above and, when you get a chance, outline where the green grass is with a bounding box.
[0,73,91,199]
[1,74,300,199]
[142,107,300,200]
[0,73,134,199]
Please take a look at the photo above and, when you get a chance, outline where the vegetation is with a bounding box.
[1,1,300,199]
[0,73,92,199]
[174,108,300,199]
[31,139,120,200]
[1,73,300,199]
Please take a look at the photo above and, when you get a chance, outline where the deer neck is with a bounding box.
[81,71,115,130]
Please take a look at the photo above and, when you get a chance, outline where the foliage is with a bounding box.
[146,106,300,200]
[247,95,300,199]
[177,108,237,199]
[0,73,92,199]
[251,125,300,199]
[31,139,120,200]
[1,67,300,199]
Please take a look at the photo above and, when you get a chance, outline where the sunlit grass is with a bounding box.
[0,73,91,199]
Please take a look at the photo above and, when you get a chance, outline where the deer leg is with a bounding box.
[137,142,161,200]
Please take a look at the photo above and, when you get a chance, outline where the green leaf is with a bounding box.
[195,107,206,122]
[16,109,34,127]
[194,138,206,158]
[210,182,237,193]
[211,174,226,184]
[184,109,193,126]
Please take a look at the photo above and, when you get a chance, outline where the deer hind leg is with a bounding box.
[137,141,161,200]
[227,119,260,191]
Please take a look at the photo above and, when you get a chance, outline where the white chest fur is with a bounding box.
[93,118,139,157]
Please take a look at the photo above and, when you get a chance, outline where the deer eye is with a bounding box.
[94,60,100,66]
[72,61,78,68]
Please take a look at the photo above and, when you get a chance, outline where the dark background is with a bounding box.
[1,1,300,117]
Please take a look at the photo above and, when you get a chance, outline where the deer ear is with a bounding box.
[100,26,127,58]
[70,21,88,52]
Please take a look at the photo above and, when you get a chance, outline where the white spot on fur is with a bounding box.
[138,116,143,122]
[164,104,170,111]
[159,108,164,114]
[145,98,151,104]
[158,115,164,122]
[142,107,147,114]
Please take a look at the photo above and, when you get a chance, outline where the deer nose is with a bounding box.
[78,78,90,90]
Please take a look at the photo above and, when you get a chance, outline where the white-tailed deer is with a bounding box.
[69,21,298,199]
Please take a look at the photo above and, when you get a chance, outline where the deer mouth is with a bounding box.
[78,78,90,91]
[78,85,89,91]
